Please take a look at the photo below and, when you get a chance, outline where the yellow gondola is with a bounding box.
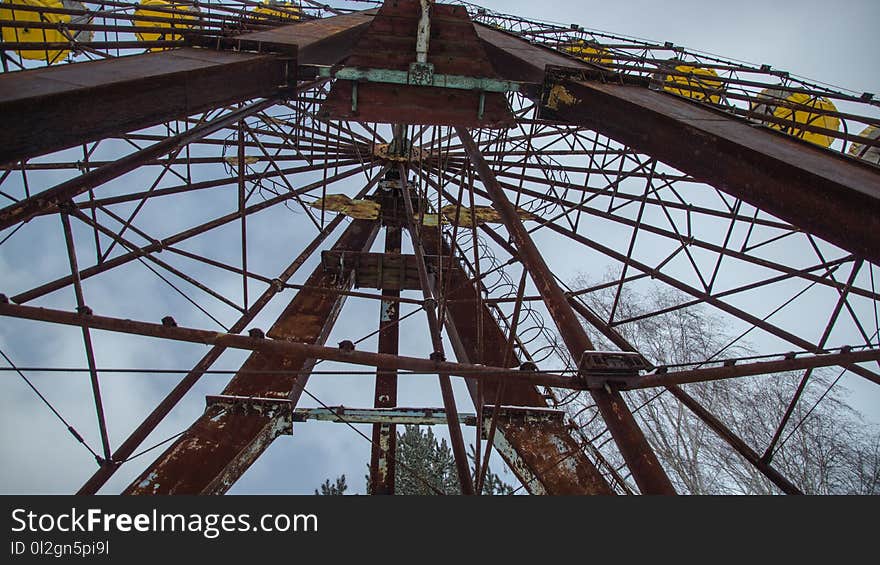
[751,88,840,148]
[563,39,614,67]
[252,1,301,21]
[133,0,199,50]
[0,0,91,63]
[653,60,724,104]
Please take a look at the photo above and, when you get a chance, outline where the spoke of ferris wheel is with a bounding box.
[533,217,880,385]
[70,207,245,316]
[96,113,219,262]
[451,203,877,388]
[10,163,375,305]
[426,158,878,303]
[496,179,873,301]
[242,121,323,230]
[0,98,280,230]
[1,140,364,173]
[441,152,796,232]
[60,208,112,463]
[804,235,878,352]
[762,259,864,463]
[39,158,362,217]
[75,163,389,495]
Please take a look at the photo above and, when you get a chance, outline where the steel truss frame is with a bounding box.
[0,0,878,496]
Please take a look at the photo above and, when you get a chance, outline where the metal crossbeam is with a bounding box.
[204,398,565,428]
[317,65,522,92]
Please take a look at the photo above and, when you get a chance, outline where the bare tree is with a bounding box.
[566,273,880,494]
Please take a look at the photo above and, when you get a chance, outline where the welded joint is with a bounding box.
[577,350,648,390]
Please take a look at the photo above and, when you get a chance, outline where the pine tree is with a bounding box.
[314,474,348,495]
[365,425,515,495]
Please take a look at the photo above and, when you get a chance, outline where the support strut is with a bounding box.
[455,127,676,495]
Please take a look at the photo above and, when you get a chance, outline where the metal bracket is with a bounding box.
[316,65,522,93]
[577,350,648,389]
[204,397,565,429]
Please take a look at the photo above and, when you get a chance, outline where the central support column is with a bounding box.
[369,222,402,495]
[455,127,676,494]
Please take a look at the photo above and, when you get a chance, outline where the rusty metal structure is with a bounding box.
[0,0,878,495]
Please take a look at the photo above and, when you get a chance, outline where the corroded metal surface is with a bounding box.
[320,1,512,126]
[124,219,379,494]
[321,250,452,290]
[0,48,291,166]
[370,225,401,495]
[539,74,880,265]
[0,9,375,166]
[456,127,676,495]
[420,226,614,495]
[240,10,374,65]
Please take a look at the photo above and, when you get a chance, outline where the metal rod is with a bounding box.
[666,385,803,495]
[369,223,401,495]
[75,167,388,495]
[0,98,278,230]
[633,348,880,389]
[397,160,475,496]
[60,208,112,464]
[455,126,676,495]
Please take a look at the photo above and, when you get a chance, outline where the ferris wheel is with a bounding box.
[0,0,878,495]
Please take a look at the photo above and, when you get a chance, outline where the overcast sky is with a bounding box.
[1,0,878,495]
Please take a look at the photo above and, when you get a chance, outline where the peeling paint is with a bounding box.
[491,430,547,495]
[380,300,398,322]
[546,84,580,110]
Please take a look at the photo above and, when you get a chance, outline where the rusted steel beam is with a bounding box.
[0,49,292,166]
[416,172,618,494]
[123,219,380,494]
[239,10,373,65]
[421,225,614,495]
[77,171,387,495]
[539,76,880,265]
[320,1,512,127]
[665,385,803,495]
[0,303,577,386]
[474,23,588,85]
[633,348,880,389]
[321,250,454,290]
[0,10,375,166]
[456,127,675,495]
[369,225,401,495]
